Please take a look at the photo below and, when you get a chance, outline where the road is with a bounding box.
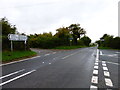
[0,47,119,89]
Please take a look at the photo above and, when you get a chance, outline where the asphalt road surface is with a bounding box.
[0,47,119,89]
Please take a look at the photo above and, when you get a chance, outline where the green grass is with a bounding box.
[2,51,37,62]
[52,46,87,49]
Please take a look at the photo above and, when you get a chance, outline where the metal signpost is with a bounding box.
[8,34,28,51]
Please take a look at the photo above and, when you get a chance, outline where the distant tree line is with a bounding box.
[28,24,91,49]
[1,17,92,50]
[96,34,120,49]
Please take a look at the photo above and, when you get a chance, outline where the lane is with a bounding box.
[2,47,97,88]
[99,49,119,89]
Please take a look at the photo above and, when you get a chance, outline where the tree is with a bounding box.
[1,17,16,35]
[55,27,70,46]
[81,36,91,46]
[68,24,86,45]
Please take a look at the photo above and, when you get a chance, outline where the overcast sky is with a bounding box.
[0,0,119,42]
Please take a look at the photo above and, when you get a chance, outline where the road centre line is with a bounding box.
[0,56,41,67]
[62,52,78,59]
[0,70,36,86]
[44,54,50,56]
[52,52,56,54]
[0,69,25,79]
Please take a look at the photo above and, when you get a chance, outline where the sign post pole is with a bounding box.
[11,40,13,51]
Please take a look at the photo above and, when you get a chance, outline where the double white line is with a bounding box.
[0,69,36,86]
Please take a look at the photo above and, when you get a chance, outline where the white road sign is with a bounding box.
[8,34,28,41]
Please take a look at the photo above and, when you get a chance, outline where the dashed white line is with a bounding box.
[49,63,51,64]
[52,52,56,54]
[0,69,25,79]
[104,71,110,77]
[102,61,106,64]
[102,63,107,66]
[93,70,98,75]
[95,63,98,65]
[94,66,98,69]
[91,76,98,84]
[42,62,45,63]
[44,54,50,56]
[103,67,108,71]
[0,70,36,86]
[105,78,113,87]
[90,85,98,89]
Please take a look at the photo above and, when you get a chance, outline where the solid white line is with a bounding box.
[44,54,50,56]
[0,70,36,86]
[91,76,98,84]
[94,66,98,69]
[103,67,108,71]
[93,70,98,75]
[104,71,110,77]
[105,78,113,87]
[0,56,41,67]
[0,69,25,79]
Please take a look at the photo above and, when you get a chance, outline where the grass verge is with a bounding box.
[52,46,87,49]
[2,51,37,63]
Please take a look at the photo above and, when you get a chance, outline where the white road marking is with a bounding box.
[90,85,98,89]
[102,61,106,64]
[94,66,98,69]
[91,76,98,84]
[103,67,108,71]
[95,60,99,63]
[100,51,103,55]
[0,56,41,66]
[93,70,98,75]
[44,54,50,56]
[96,49,99,60]
[0,70,36,86]
[106,61,119,65]
[104,71,110,77]
[105,78,113,87]
[52,52,56,54]
[42,62,44,63]
[49,63,51,64]
[95,63,98,65]
[102,63,107,66]
[0,69,25,79]
[115,52,120,53]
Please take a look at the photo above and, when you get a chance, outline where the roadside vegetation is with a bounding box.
[1,17,92,62]
[96,34,120,50]
[2,51,37,62]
